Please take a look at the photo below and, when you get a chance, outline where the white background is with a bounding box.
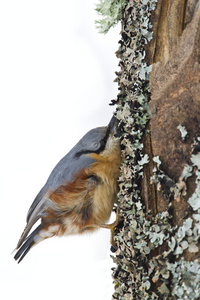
[0,1,120,299]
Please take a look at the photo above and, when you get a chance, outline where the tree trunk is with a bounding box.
[111,0,200,299]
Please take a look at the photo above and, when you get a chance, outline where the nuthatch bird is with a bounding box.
[14,116,121,263]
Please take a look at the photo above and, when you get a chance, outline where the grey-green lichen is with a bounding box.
[177,124,188,141]
[139,141,200,299]
[168,259,200,299]
[95,0,126,34]
[106,0,159,299]
[141,140,200,299]
[98,0,200,298]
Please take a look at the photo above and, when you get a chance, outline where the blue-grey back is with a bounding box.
[26,126,107,222]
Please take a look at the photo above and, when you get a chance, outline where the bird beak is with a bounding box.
[107,115,118,134]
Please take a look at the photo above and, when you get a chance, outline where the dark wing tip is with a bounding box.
[14,224,42,263]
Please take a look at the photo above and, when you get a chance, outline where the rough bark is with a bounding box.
[111,0,200,299]
[149,0,200,217]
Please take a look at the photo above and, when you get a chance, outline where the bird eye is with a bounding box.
[92,142,100,150]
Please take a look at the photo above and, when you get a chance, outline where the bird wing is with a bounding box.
[16,153,96,249]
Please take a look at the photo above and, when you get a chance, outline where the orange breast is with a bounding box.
[42,143,121,236]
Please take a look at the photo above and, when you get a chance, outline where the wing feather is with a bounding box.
[16,154,96,248]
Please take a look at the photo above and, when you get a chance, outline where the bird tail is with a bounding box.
[14,224,42,263]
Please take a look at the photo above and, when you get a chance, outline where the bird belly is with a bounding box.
[42,181,117,237]
[43,151,121,236]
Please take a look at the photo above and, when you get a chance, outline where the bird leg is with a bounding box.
[99,207,120,249]
[83,207,120,250]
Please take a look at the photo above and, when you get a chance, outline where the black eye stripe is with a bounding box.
[74,149,95,158]
[74,127,110,158]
